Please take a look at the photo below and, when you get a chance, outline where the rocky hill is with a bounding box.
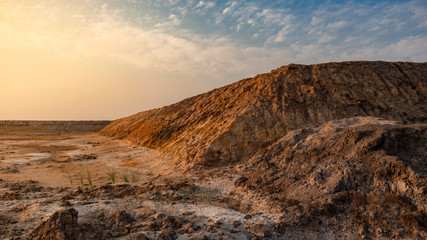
[235,117,427,237]
[101,61,427,168]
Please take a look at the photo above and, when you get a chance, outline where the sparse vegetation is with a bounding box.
[86,171,93,187]
[68,176,73,187]
[200,187,212,204]
[106,169,116,184]
[131,171,140,182]
[122,172,129,183]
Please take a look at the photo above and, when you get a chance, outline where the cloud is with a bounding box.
[215,1,295,37]
[2,0,426,80]
[256,8,293,26]
[154,14,182,28]
[216,1,238,24]
[222,1,238,15]
[346,36,427,62]
[326,21,348,30]
[196,1,215,9]
[168,14,181,25]
[267,25,292,43]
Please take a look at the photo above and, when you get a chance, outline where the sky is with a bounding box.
[0,0,426,120]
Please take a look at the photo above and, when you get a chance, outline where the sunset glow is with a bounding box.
[1,0,426,120]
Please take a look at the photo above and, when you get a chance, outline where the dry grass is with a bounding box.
[86,171,93,187]
[122,173,129,183]
[131,171,140,182]
[106,169,117,184]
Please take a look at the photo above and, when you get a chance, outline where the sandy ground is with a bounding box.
[0,132,181,188]
[1,131,298,240]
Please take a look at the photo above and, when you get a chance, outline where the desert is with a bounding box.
[0,61,426,239]
[2,1,427,239]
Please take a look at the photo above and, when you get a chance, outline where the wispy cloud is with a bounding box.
[196,1,215,9]
[326,21,348,30]
[3,0,425,78]
[267,25,293,43]
[155,14,182,27]
[222,1,238,15]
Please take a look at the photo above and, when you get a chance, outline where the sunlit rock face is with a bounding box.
[101,61,427,168]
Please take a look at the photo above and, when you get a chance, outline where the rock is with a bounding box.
[213,219,222,228]
[160,216,181,230]
[151,212,166,220]
[26,208,88,240]
[246,224,272,238]
[67,154,98,162]
[112,210,134,227]
[206,225,215,233]
[232,220,241,227]
[0,192,20,200]
[132,233,150,240]
[180,211,193,216]
[61,200,72,207]
[399,212,427,232]
[191,232,209,240]
[111,210,134,234]
[180,222,195,233]
[157,229,176,240]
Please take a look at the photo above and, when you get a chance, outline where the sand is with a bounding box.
[0,132,178,187]
[0,130,285,239]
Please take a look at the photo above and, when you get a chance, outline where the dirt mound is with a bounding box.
[101,61,427,167]
[236,117,427,238]
[27,208,97,240]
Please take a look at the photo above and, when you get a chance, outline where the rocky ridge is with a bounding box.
[101,61,427,168]
[235,117,427,238]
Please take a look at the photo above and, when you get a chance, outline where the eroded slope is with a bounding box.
[101,61,427,167]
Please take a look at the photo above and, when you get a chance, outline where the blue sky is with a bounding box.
[126,0,426,49]
[0,0,426,119]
